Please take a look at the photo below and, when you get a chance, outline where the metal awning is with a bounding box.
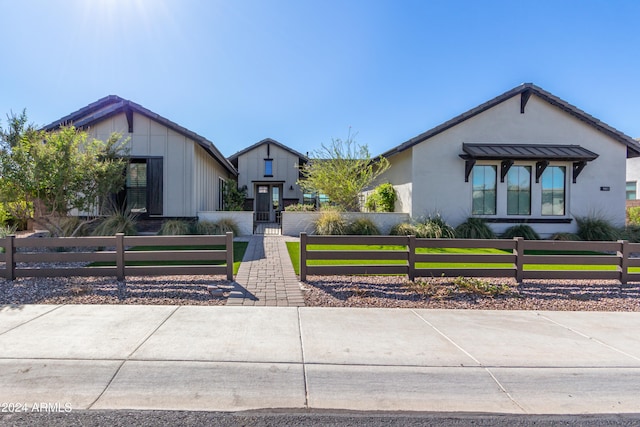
[459,143,599,183]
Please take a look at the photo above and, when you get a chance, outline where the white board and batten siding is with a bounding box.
[91,112,230,217]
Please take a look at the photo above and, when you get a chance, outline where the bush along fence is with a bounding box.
[299,232,640,283]
[0,232,234,281]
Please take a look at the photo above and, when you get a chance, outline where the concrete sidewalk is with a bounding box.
[1,305,640,414]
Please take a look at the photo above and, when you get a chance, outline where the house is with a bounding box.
[377,83,640,236]
[626,141,640,205]
[228,138,308,222]
[42,96,237,219]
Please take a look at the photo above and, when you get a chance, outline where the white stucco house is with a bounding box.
[626,143,640,202]
[377,83,640,236]
[43,95,238,219]
[228,138,308,223]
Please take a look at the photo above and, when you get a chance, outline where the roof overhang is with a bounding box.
[459,143,599,184]
[380,83,640,160]
[42,96,238,176]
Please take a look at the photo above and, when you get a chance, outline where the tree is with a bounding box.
[223,179,247,211]
[0,110,39,228]
[0,119,129,235]
[298,131,390,211]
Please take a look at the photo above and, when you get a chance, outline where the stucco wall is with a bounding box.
[380,94,628,234]
[375,148,413,214]
[236,143,303,201]
[282,212,411,236]
[626,157,640,200]
[197,211,254,236]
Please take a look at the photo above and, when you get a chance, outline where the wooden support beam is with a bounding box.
[464,159,476,182]
[572,161,587,183]
[520,89,532,113]
[535,160,549,183]
[500,159,514,183]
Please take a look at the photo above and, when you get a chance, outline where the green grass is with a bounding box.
[286,242,634,275]
[90,242,248,274]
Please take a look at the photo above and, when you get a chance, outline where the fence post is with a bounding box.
[514,237,524,284]
[225,232,234,281]
[115,233,125,281]
[619,240,629,285]
[5,235,16,281]
[300,232,307,282]
[408,235,416,281]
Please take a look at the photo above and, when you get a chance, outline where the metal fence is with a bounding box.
[0,232,234,281]
[299,232,640,283]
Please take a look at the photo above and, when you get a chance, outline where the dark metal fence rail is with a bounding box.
[0,232,234,281]
[299,232,640,283]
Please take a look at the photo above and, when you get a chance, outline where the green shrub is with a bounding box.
[347,217,380,235]
[194,220,219,235]
[0,203,10,226]
[502,224,540,240]
[550,232,581,241]
[389,222,418,236]
[619,226,640,243]
[92,212,137,236]
[453,276,512,296]
[214,218,239,236]
[365,183,396,212]
[315,210,347,235]
[284,203,316,212]
[627,206,640,225]
[576,216,620,241]
[0,224,17,253]
[454,218,496,239]
[47,216,90,237]
[158,219,193,235]
[416,215,455,238]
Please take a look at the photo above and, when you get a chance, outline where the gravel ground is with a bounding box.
[3,233,640,310]
[0,275,232,305]
[302,276,640,311]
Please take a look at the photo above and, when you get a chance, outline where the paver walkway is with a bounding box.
[227,235,305,307]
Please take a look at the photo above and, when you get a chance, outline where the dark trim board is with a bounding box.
[483,218,573,224]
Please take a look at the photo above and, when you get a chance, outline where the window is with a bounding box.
[126,162,147,213]
[264,159,273,177]
[272,186,280,210]
[218,178,225,210]
[472,165,496,215]
[507,166,531,215]
[541,166,565,215]
[627,181,637,200]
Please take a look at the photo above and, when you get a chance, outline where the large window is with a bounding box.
[126,162,147,213]
[541,166,565,215]
[472,165,496,215]
[122,158,163,216]
[627,181,637,200]
[507,166,531,215]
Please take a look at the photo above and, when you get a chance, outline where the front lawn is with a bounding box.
[286,242,631,276]
[91,242,248,274]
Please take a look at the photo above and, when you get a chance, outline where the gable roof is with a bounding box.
[42,95,237,175]
[227,138,308,164]
[381,83,640,159]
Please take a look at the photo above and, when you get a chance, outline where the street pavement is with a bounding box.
[1,305,640,415]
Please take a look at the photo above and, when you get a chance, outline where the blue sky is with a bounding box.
[1,0,638,157]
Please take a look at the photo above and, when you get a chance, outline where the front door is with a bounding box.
[256,185,270,222]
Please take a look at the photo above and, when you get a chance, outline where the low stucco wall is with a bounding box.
[282,212,411,236]
[197,211,253,236]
